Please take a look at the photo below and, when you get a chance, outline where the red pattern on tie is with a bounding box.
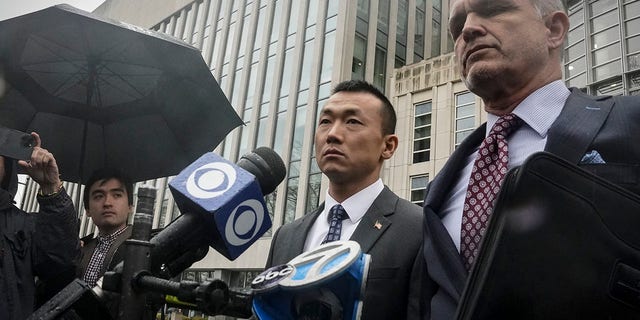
[461,114,522,271]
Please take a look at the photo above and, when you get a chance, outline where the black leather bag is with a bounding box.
[456,152,640,320]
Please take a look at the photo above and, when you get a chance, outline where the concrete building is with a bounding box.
[17,0,640,317]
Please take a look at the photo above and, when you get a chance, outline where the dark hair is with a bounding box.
[83,168,134,208]
[332,80,397,135]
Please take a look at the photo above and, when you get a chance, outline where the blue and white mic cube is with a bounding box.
[169,152,272,260]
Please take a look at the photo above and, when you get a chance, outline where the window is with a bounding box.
[230,270,262,288]
[454,92,476,146]
[413,101,432,163]
[410,175,429,206]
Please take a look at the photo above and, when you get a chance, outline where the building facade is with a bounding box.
[17,0,640,317]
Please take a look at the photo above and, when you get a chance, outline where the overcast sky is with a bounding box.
[0,0,105,21]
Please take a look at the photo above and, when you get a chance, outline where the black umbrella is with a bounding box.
[0,4,243,184]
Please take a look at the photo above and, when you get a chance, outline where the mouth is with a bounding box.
[323,148,345,158]
[464,45,493,68]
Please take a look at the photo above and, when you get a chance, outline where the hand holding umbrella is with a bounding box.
[18,132,63,195]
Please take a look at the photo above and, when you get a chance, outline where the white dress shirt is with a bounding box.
[304,179,384,251]
[441,80,571,251]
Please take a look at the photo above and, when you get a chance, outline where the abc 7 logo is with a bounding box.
[187,162,266,247]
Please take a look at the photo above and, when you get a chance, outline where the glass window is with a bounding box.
[590,0,617,16]
[410,175,429,206]
[320,31,336,83]
[305,172,322,213]
[270,0,282,43]
[628,51,640,71]
[415,4,425,61]
[352,34,367,80]
[592,43,621,65]
[280,48,293,96]
[455,92,476,147]
[593,60,622,79]
[590,9,619,31]
[568,24,585,46]
[591,26,620,49]
[413,101,432,163]
[288,0,299,35]
[594,77,623,95]
[373,46,387,90]
[625,0,640,19]
[290,106,307,161]
[299,40,316,91]
[629,71,640,95]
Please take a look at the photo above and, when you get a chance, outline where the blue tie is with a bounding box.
[322,204,348,244]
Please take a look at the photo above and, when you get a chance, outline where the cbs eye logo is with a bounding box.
[186,162,237,199]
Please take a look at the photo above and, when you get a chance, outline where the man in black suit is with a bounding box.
[266,80,423,319]
[421,0,640,318]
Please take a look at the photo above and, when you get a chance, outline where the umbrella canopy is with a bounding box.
[0,4,243,184]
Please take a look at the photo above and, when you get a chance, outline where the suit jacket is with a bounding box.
[266,186,424,320]
[77,225,132,280]
[421,89,640,319]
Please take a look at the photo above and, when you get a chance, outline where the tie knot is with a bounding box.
[328,204,347,222]
[489,114,522,138]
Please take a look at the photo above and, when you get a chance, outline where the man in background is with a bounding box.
[78,168,133,287]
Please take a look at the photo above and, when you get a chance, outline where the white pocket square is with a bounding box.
[580,150,606,164]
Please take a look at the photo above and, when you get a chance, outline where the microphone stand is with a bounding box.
[117,186,156,320]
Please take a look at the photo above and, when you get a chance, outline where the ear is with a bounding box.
[381,134,399,160]
[546,11,570,50]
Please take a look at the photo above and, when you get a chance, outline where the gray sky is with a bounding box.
[0,0,105,21]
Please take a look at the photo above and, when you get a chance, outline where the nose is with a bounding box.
[325,122,344,144]
[103,194,114,207]
[461,14,487,42]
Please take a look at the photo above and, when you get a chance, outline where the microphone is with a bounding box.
[251,241,371,320]
[149,147,286,277]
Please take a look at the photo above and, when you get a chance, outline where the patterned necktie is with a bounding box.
[322,204,348,244]
[460,114,523,271]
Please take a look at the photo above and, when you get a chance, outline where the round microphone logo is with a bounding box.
[186,162,237,199]
[225,199,265,246]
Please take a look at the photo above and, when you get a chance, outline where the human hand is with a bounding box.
[18,132,62,194]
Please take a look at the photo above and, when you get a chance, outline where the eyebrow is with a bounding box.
[91,187,126,196]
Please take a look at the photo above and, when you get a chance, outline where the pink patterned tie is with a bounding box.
[460,114,522,271]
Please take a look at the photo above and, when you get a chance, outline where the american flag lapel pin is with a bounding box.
[374,220,382,230]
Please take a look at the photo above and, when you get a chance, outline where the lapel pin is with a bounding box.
[374,220,382,230]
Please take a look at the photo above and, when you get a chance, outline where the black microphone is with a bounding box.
[149,147,286,278]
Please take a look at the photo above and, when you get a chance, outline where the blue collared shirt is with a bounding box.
[441,80,571,251]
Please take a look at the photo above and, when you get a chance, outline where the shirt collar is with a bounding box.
[487,80,570,138]
[98,225,128,244]
[324,179,384,223]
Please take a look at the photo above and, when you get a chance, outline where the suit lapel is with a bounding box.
[425,124,486,215]
[350,187,395,252]
[423,125,486,300]
[545,89,613,163]
[292,205,323,255]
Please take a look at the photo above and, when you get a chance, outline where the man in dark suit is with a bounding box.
[266,80,423,320]
[421,0,640,318]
